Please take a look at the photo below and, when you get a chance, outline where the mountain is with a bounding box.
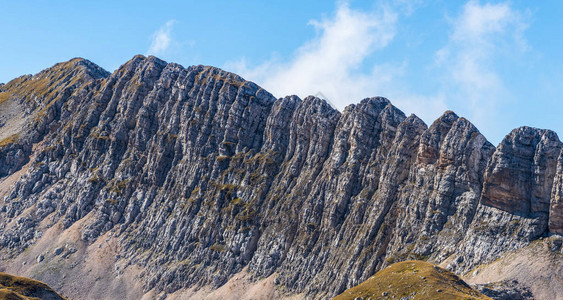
[0,56,561,299]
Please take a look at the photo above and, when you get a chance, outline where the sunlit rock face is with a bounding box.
[481,127,560,216]
[0,56,561,299]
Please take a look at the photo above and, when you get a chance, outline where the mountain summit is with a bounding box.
[0,56,561,299]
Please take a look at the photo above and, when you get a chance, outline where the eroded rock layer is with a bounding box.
[0,56,561,298]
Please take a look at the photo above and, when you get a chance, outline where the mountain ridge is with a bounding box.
[0,55,561,299]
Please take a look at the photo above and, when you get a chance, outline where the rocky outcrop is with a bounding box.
[481,127,560,216]
[447,128,561,273]
[549,152,563,234]
[474,280,534,300]
[385,112,495,268]
[0,56,561,299]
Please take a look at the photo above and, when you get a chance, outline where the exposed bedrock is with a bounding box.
[0,55,561,299]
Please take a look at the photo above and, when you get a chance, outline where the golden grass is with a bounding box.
[333,260,491,300]
[0,92,11,105]
[0,134,19,147]
[0,272,65,299]
[1,59,88,108]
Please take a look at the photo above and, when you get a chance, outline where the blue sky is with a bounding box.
[1,0,562,144]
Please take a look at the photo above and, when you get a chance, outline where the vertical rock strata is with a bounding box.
[550,152,563,234]
[449,127,562,272]
[0,56,561,298]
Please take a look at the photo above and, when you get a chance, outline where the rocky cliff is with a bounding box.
[0,56,561,299]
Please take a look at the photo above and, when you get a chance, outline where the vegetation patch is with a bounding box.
[109,179,130,195]
[245,150,277,166]
[0,272,65,299]
[216,155,230,161]
[88,173,101,184]
[334,260,491,300]
[209,243,226,252]
[231,198,243,206]
[0,134,20,147]
[0,92,11,104]
[235,207,256,221]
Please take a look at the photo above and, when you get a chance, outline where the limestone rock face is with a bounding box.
[0,56,561,299]
[549,152,563,234]
[481,127,560,215]
[444,127,562,274]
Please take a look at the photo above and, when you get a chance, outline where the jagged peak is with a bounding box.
[124,54,167,66]
[500,126,561,148]
[424,109,460,134]
[507,125,559,137]
[448,117,495,152]
[36,58,110,81]
[3,58,109,90]
[301,95,340,117]
[1,58,110,103]
[452,116,482,134]
[191,64,259,91]
[268,96,302,115]
[186,64,278,106]
[283,95,302,102]
[341,96,393,116]
[113,55,168,78]
[303,95,326,104]
[119,54,148,68]
[275,95,302,107]
[403,113,428,130]
[360,96,391,106]
[73,58,106,74]
[380,101,407,119]
[437,110,459,122]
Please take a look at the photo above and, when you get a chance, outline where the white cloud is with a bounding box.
[147,20,175,56]
[435,0,528,135]
[226,1,448,123]
[225,2,400,111]
[225,1,529,142]
[225,1,447,122]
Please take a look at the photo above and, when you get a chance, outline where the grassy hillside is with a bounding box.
[334,260,490,300]
[0,272,65,300]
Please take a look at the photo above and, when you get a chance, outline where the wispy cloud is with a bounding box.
[226,1,447,123]
[435,0,529,134]
[225,1,529,142]
[226,2,398,110]
[147,20,175,56]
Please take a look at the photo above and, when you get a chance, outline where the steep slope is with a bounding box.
[445,127,562,274]
[0,56,561,299]
[0,58,108,177]
[463,236,562,300]
[0,272,65,300]
[333,260,490,300]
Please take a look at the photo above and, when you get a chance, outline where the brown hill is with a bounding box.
[0,272,65,300]
[334,261,490,300]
